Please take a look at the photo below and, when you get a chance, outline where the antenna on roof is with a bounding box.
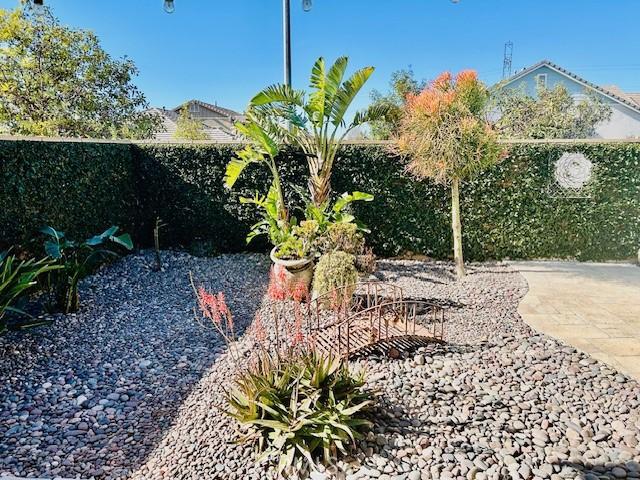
[502,41,513,79]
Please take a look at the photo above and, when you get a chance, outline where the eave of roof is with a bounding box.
[172,99,243,118]
[498,60,640,115]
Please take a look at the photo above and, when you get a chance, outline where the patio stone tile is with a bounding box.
[614,356,640,375]
[596,337,640,355]
[598,324,639,338]
[512,261,640,381]
[517,303,560,314]
[548,324,610,340]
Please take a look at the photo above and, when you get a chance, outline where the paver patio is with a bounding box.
[512,260,640,380]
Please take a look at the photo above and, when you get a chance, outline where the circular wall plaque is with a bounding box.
[554,152,592,189]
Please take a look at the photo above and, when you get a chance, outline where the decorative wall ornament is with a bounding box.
[549,152,595,198]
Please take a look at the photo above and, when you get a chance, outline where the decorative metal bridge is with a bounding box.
[305,282,446,359]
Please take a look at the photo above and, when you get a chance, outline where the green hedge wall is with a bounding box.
[0,140,138,254]
[2,139,639,261]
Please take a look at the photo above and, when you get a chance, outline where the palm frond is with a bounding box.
[331,66,375,128]
[250,84,305,107]
[350,103,392,129]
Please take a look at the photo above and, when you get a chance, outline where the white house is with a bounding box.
[499,60,640,139]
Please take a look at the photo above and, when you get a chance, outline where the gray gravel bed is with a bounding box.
[1,255,639,480]
[0,251,269,479]
[374,260,531,344]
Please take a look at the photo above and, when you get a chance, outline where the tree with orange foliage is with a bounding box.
[395,71,505,278]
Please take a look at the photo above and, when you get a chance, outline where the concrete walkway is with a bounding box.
[512,261,640,380]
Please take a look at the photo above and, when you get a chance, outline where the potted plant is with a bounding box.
[224,56,385,294]
[269,220,318,291]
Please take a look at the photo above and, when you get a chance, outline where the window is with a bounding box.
[535,73,548,89]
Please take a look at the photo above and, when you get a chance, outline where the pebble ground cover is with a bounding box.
[0,253,638,480]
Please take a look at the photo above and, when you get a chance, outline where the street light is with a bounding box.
[31,0,44,12]
[164,0,175,14]
[163,1,461,86]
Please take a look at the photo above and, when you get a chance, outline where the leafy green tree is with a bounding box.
[173,105,208,140]
[492,84,612,139]
[246,56,389,206]
[368,68,425,140]
[395,71,505,278]
[0,3,159,138]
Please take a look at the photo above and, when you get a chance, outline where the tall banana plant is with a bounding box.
[248,56,389,206]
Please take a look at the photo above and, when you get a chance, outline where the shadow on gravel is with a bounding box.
[556,460,640,479]
[376,262,454,284]
[0,252,269,480]
[403,296,465,310]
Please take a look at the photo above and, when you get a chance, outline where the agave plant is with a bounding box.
[225,351,373,475]
[247,56,389,206]
[0,251,59,333]
[41,226,133,313]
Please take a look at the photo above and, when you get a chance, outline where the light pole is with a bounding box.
[282,0,292,87]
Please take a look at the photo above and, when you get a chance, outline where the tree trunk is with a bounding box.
[451,177,466,279]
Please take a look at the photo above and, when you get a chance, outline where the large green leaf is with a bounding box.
[44,240,62,259]
[323,57,349,118]
[235,122,279,158]
[224,145,263,189]
[308,57,327,123]
[331,66,375,128]
[85,226,118,246]
[250,84,305,108]
[332,191,375,213]
[40,226,64,241]
[110,233,133,250]
[350,103,392,129]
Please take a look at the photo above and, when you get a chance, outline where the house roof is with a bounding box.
[149,99,245,142]
[171,99,244,119]
[501,60,640,114]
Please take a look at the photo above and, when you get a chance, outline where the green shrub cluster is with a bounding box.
[2,140,639,261]
[313,251,359,299]
[0,140,138,254]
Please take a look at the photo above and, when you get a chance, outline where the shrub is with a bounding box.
[2,140,639,262]
[0,251,59,333]
[355,247,377,275]
[0,140,137,256]
[41,226,133,313]
[315,222,365,256]
[225,351,372,475]
[313,251,358,299]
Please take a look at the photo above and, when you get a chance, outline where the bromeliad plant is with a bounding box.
[0,251,59,333]
[41,226,133,313]
[226,350,372,476]
[193,283,373,476]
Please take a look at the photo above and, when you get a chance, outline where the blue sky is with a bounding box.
[2,0,640,116]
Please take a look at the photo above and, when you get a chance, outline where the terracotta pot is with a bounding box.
[270,247,314,292]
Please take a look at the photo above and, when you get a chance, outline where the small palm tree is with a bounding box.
[247,56,389,206]
[395,71,505,278]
